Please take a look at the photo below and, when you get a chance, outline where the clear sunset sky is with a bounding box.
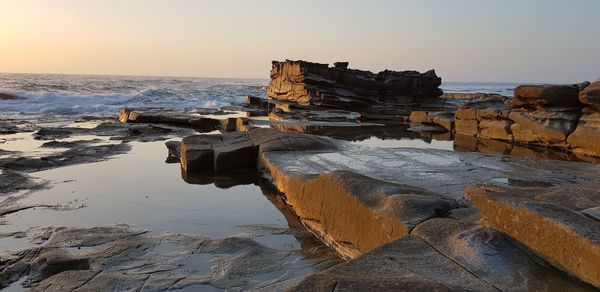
[1,0,599,82]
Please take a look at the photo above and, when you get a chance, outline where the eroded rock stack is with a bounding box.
[267,60,442,110]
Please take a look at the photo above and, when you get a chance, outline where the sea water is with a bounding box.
[0,73,520,118]
[0,73,268,117]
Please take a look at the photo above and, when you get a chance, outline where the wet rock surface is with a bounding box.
[291,235,498,291]
[0,225,339,291]
[0,92,24,100]
[179,128,339,173]
[412,218,594,291]
[0,120,195,173]
[405,80,600,159]
[466,184,600,288]
[4,69,600,291]
[165,127,600,290]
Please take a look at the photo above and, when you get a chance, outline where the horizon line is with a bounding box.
[0,71,574,85]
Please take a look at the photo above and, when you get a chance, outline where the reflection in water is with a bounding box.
[0,140,338,265]
[453,134,600,164]
[181,167,258,189]
[278,123,599,163]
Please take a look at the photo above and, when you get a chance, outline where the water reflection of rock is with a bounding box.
[180,167,258,189]
[271,124,420,142]
[166,128,600,289]
[454,134,600,163]
[175,162,342,263]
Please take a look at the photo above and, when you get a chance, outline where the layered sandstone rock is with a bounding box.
[466,184,600,288]
[453,83,590,149]
[267,60,442,110]
[257,170,458,258]
[579,79,600,107]
[178,128,338,173]
[510,83,588,108]
[409,111,455,132]
[568,79,600,156]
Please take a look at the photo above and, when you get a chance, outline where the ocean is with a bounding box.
[0,73,520,118]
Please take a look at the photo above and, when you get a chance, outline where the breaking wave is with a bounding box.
[0,73,268,117]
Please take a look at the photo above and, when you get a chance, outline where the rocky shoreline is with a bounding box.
[2,61,600,291]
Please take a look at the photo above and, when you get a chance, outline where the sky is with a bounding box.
[0,0,599,83]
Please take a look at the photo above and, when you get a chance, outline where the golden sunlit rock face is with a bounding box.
[467,185,600,288]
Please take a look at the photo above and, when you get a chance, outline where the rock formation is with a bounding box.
[267,60,443,110]
[0,92,23,100]
[417,80,600,159]
[568,79,600,156]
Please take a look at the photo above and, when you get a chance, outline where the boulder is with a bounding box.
[454,96,509,137]
[579,79,600,107]
[466,184,600,288]
[510,84,586,108]
[432,113,454,131]
[568,110,600,156]
[409,111,434,124]
[409,111,454,132]
[508,109,580,144]
[478,119,513,140]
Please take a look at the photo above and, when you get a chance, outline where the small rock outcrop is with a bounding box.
[0,92,23,100]
[267,60,442,110]
[444,81,600,158]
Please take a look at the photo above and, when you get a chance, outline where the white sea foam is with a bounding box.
[0,73,268,117]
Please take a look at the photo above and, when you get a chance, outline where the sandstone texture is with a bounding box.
[399,80,600,158]
[443,81,600,158]
[264,170,458,258]
[579,78,600,107]
[267,60,442,110]
[568,79,600,157]
[510,83,586,108]
[466,184,600,288]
